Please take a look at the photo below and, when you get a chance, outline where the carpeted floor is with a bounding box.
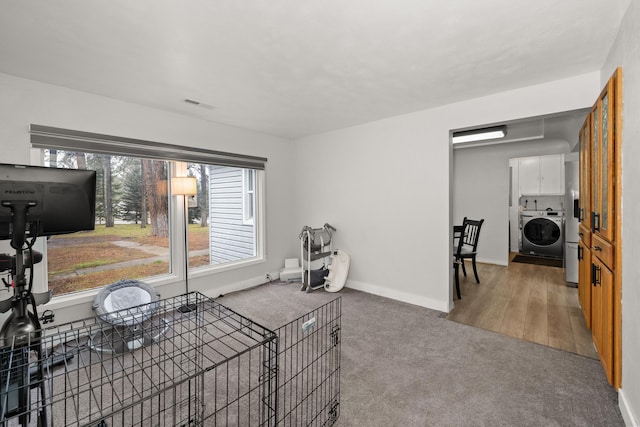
[218,282,623,426]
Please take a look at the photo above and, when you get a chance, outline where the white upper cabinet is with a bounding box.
[518,157,540,195]
[539,155,564,194]
[518,154,564,195]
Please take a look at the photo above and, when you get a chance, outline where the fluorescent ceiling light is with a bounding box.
[452,125,507,144]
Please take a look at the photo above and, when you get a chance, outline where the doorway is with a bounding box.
[450,110,591,355]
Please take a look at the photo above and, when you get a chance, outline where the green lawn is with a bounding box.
[48,223,210,295]
[55,223,209,237]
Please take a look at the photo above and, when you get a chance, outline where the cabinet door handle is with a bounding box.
[593,245,602,252]
[577,245,583,260]
[578,207,584,222]
[591,212,601,232]
[591,264,601,286]
[579,232,584,238]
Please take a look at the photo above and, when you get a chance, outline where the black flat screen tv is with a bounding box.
[0,163,96,246]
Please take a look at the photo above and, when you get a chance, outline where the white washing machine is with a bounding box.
[520,211,564,258]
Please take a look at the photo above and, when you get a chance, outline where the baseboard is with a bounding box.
[201,275,450,313]
[201,273,273,299]
[618,388,639,427]
[345,280,449,312]
[477,257,508,266]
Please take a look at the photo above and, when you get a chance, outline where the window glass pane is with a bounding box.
[243,169,256,224]
[44,150,170,295]
[188,163,258,268]
[184,163,211,268]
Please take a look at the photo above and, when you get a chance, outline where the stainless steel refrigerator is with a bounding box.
[565,159,579,285]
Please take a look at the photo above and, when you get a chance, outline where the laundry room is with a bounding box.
[453,111,585,269]
[509,153,565,259]
[509,152,581,281]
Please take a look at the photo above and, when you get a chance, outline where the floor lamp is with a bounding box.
[172,176,198,313]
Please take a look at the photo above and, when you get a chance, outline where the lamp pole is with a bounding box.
[173,176,198,313]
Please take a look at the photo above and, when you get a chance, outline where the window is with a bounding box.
[44,150,171,295]
[189,164,260,267]
[31,125,267,297]
[43,154,264,295]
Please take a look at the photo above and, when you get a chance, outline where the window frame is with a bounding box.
[27,126,267,305]
[242,168,256,225]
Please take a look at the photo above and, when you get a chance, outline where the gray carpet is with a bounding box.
[217,282,623,427]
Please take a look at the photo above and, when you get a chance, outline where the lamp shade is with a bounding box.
[172,176,197,196]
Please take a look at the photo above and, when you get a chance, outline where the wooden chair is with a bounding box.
[453,217,484,298]
[453,225,465,299]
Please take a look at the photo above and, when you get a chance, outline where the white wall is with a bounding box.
[293,72,600,311]
[0,72,295,322]
[453,138,570,265]
[600,1,640,425]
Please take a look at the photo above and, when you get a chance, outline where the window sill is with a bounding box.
[41,257,265,318]
[43,273,179,314]
[190,256,265,277]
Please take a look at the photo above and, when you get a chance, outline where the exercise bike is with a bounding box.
[0,202,52,427]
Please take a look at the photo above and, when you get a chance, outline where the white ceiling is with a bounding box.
[0,1,630,139]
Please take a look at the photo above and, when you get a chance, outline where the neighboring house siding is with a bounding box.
[208,165,255,264]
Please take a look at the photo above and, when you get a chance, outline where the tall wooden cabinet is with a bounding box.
[577,117,591,329]
[577,67,622,388]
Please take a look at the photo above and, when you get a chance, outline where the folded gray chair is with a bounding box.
[90,279,167,354]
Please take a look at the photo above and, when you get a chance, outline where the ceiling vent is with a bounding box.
[183,99,215,110]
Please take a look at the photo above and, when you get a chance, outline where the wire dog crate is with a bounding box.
[0,292,342,426]
[1,293,278,426]
[275,297,341,426]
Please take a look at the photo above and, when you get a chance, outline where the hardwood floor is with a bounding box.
[447,253,597,359]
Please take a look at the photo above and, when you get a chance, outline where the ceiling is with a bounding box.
[0,1,630,139]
